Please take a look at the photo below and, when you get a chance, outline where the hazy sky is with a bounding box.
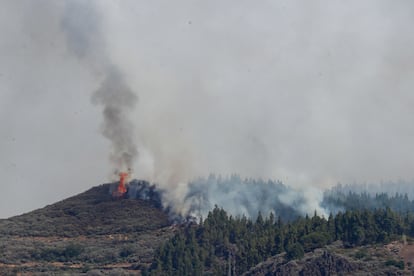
[1,0,414,218]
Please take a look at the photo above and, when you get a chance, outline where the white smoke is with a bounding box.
[59,0,414,218]
[180,175,328,220]
[2,0,414,218]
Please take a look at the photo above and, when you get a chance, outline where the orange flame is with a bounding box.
[113,171,129,197]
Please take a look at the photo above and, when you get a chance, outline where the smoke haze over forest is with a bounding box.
[1,0,414,218]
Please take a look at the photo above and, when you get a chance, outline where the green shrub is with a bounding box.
[301,232,329,251]
[119,246,135,258]
[385,259,404,270]
[37,243,84,262]
[63,243,84,259]
[286,243,304,261]
[354,248,368,259]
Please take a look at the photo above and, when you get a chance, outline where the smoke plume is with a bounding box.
[58,0,414,218]
[2,1,414,219]
[91,69,138,172]
[61,1,138,174]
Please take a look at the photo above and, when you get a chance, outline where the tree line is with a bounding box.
[323,190,414,214]
[145,205,412,275]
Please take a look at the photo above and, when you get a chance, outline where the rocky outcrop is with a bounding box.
[299,250,358,275]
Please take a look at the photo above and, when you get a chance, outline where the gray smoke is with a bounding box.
[52,0,414,217]
[2,1,414,219]
[91,69,138,171]
[61,1,138,173]
[61,1,102,59]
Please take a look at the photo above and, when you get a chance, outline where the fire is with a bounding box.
[112,171,129,197]
[117,172,128,194]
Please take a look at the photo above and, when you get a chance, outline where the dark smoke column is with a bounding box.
[92,67,138,172]
[60,1,138,175]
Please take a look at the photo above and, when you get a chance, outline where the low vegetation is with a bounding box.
[0,183,175,274]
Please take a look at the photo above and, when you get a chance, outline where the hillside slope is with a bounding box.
[0,182,174,275]
[0,183,169,237]
[244,241,408,276]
